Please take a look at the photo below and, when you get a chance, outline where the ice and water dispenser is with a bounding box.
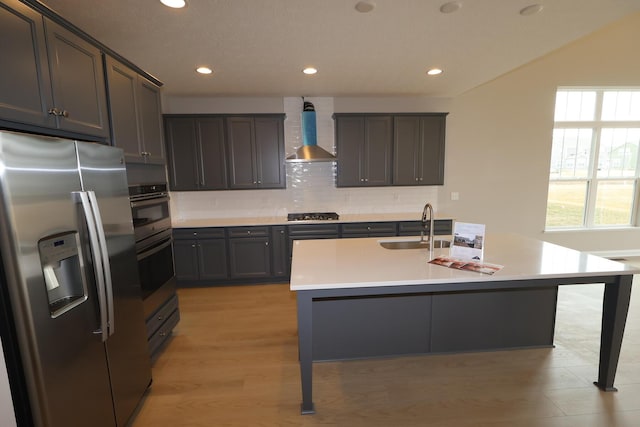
[38,232,88,317]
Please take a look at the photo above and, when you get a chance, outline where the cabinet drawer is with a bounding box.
[228,226,269,238]
[173,228,225,239]
[341,222,397,235]
[288,224,340,236]
[398,220,453,236]
[146,293,179,338]
[148,308,180,359]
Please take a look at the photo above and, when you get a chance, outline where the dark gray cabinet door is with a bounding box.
[0,0,54,128]
[165,117,228,191]
[335,115,392,187]
[226,116,285,189]
[336,116,365,187]
[173,239,200,281]
[254,117,285,188]
[43,18,109,138]
[393,115,446,185]
[106,56,164,164]
[173,229,228,282]
[226,117,256,189]
[105,56,142,157]
[137,78,165,164]
[165,117,199,191]
[271,226,289,277]
[198,239,228,281]
[197,117,228,190]
[364,116,393,186]
[228,237,271,279]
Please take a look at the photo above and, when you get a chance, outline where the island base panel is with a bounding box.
[312,294,431,361]
[431,287,558,353]
[310,288,557,361]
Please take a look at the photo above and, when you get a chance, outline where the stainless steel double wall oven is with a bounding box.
[128,183,176,319]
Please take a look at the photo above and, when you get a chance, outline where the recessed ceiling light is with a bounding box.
[355,1,375,13]
[302,67,318,75]
[427,68,443,76]
[160,0,186,8]
[196,66,213,75]
[439,1,461,14]
[520,4,543,16]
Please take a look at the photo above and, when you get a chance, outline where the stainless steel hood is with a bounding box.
[286,144,337,163]
[285,100,337,163]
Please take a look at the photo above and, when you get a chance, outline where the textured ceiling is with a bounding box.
[39,0,640,97]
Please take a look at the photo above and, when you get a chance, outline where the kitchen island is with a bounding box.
[290,233,638,414]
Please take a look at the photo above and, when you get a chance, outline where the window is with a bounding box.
[546,88,640,229]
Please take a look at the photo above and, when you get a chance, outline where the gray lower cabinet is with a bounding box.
[0,0,109,139]
[271,226,289,278]
[228,227,271,279]
[105,56,165,164]
[173,228,228,282]
[393,115,446,185]
[164,117,227,191]
[335,115,393,187]
[172,220,453,286]
[146,293,180,360]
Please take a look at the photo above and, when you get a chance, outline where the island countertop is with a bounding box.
[289,233,639,291]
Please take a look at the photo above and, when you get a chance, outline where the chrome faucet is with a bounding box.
[420,203,434,244]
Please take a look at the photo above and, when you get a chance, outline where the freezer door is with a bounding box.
[76,142,152,426]
[0,131,116,427]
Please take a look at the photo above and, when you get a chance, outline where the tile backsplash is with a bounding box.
[169,97,439,220]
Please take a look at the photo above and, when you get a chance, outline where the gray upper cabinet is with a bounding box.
[43,18,109,138]
[0,0,109,139]
[393,114,447,185]
[335,115,393,187]
[164,116,228,191]
[335,113,447,187]
[0,0,53,128]
[106,56,164,164]
[137,78,165,163]
[226,115,285,189]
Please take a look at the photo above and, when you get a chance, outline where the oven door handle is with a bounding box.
[137,236,173,261]
[130,196,169,209]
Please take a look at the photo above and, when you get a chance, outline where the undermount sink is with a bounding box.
[379,239,451,250]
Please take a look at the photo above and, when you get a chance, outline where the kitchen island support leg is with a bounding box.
[595,274,633,391]
[297,291,315,414]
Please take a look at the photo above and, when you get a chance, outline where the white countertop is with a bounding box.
[172,212,452,228]
[289,233,640,291]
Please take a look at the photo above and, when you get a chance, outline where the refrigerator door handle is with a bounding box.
[74,191,108,342]
[87,191,115,337]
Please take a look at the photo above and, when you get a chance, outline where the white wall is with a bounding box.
[164,12,640,254]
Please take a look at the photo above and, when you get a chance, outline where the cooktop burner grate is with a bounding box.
[287,212,340,221]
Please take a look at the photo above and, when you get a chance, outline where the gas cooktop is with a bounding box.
[287,212,340,221]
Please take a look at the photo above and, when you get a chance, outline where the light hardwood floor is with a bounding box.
[131,272,640,427]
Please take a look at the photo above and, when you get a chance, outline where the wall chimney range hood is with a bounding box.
[286,100,337,163]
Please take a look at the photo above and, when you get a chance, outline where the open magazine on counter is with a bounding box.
[429,222,503,274]
[429,256,504,275]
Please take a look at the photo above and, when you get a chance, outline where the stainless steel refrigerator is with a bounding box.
[0,130,151,426]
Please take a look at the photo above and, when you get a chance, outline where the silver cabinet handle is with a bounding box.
[48,108,69,117]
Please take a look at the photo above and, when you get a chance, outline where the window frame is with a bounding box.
[546,87,640,230]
